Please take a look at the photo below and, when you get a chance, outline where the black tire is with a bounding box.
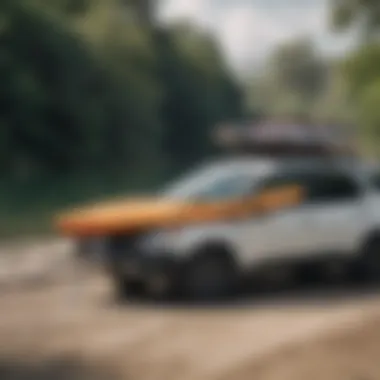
[319,259,351,285]
[113,274,145,301]
[357,237,380,284]
[183,250,238,301]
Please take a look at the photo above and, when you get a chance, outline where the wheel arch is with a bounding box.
[189,240,240,268]
[360,228,380,253]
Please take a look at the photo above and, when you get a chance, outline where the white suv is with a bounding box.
[70,156,380,300]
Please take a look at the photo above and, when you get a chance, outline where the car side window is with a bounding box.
[258,170,360,206]
[257,172,314,206]
[306,173,361,203]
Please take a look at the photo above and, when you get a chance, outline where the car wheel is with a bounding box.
[183,251,238,302]
[113,274,145,301]
[320,259,351,285]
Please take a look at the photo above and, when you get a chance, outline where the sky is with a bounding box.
[158,0,356,74]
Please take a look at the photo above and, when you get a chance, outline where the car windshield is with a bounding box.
[162,160,272,201]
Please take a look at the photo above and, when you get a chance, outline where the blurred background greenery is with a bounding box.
[0,0,379,238]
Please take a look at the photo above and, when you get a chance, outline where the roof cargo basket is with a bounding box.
[213,121,357,159]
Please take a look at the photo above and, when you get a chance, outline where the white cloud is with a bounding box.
[216,1,330,71]
[158,0,355,73]
[158,0,212,26]
[216,7,287,71]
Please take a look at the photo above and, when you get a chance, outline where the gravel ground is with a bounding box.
[0,240,380,380]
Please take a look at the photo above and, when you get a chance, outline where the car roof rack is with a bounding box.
[213,120,357,160]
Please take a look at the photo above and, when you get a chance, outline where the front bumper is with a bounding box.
[117,253,181,278]
[75,236,185,294]
[107,249,185,295]
[127,255,184,295]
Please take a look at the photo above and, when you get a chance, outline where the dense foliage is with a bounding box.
[0,0,242,182]
[330,0,380,154]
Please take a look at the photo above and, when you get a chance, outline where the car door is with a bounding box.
[298,170,365,257]
[239,170,318,265]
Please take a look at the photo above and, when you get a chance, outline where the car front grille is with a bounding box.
[106,233,146,262]
[108,233,142,252]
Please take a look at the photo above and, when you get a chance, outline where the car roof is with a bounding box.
[210,155,364,176]
[214,121,355,157]
[204,157,277,175]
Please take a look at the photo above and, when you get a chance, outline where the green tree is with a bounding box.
[0,0,243,181]
[125,0,155,26]
[337,43,380,154]
[0,0,163,180]
[0,0,105,178]
[357,78,380,156]
[311,63,353,124]
[330,0,380,154]
[76,0,163,170]
[331,0,380,38]
[159,24,243,171]
[342,43,380,97]
[249,38,328,121]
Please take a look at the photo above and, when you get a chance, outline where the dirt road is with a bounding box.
[0,239,380,380]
